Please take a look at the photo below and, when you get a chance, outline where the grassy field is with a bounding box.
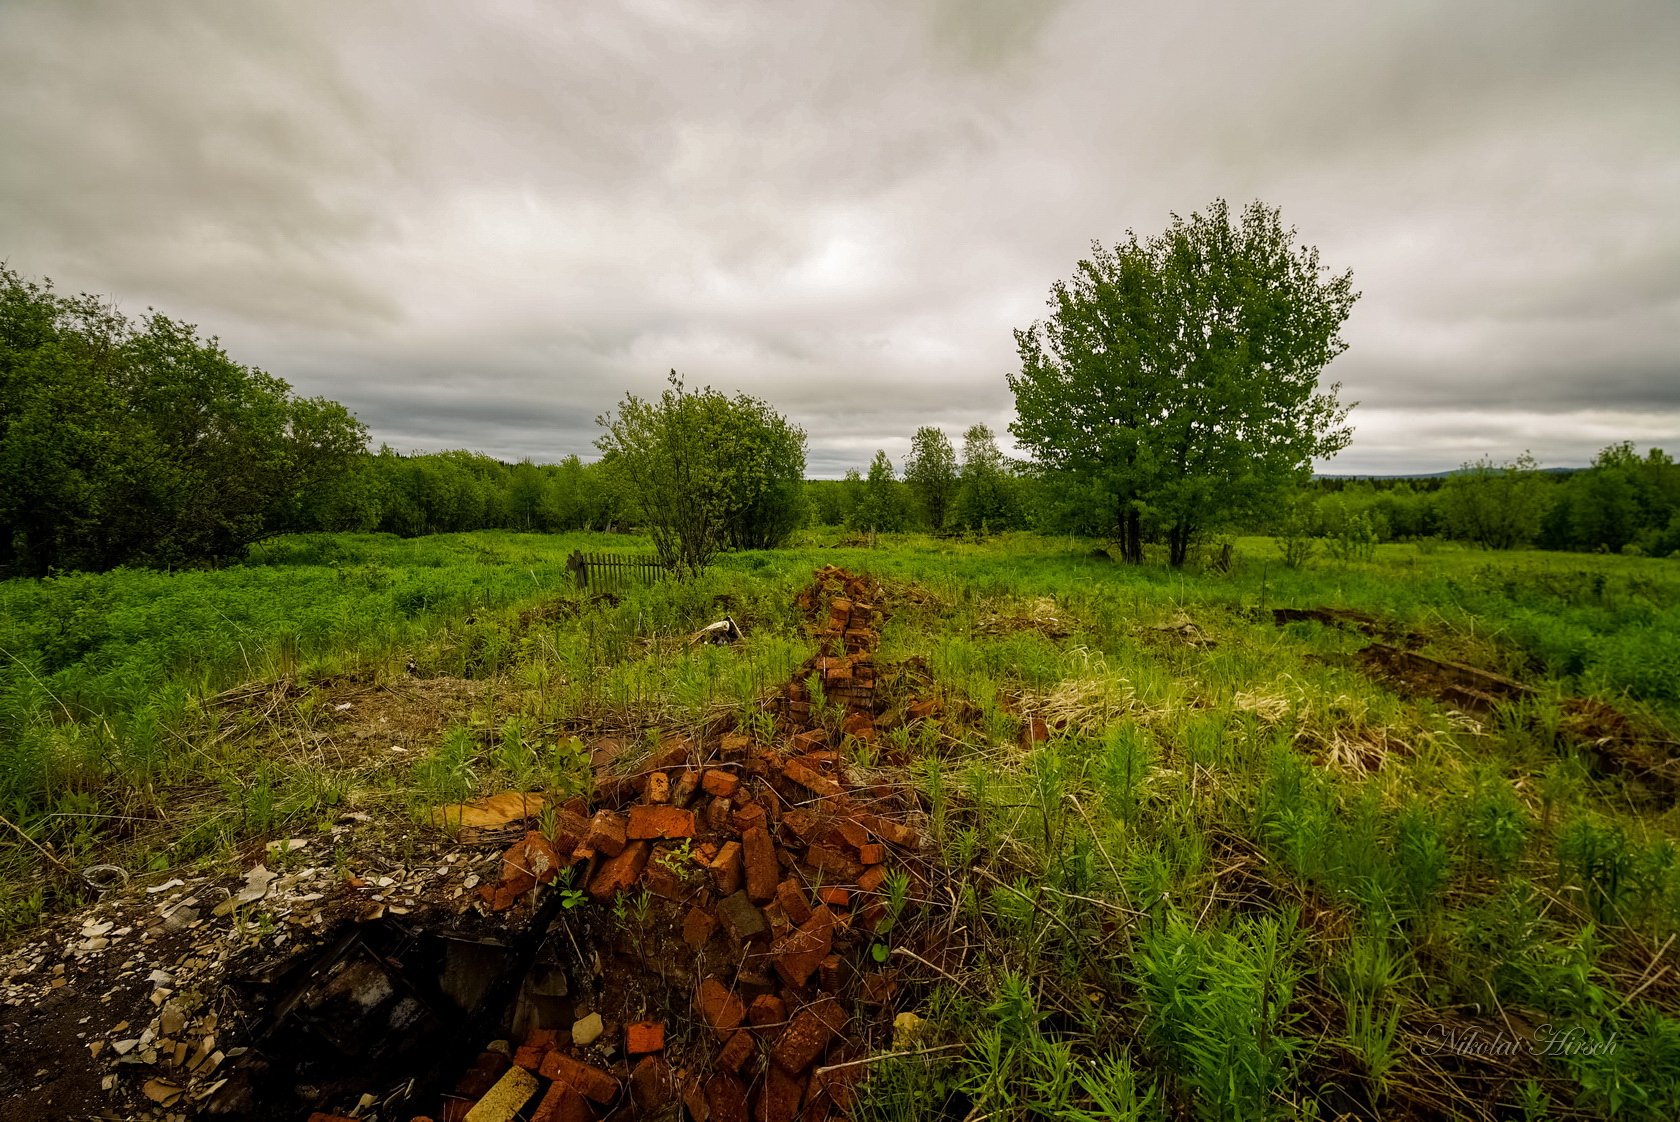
[2,530,1678,1118]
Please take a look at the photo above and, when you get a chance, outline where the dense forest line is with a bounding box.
[5,264,1677,579]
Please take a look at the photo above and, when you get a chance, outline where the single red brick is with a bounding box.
[857,813,918,848]
[702,769,741,797]
[706,1072,751,1122]
[779,808,821,844]
[585,810,628,857]
[755,1061,805,1122]
[630,1054,675,1112]
[805,844,862,882]
[840,711,874,741]
[587,839,650,899]
[856,843,885,866]
[720,731,753,757]
[906,698,941,722]
[816,886,850,908]
[625,1020,665,1054]
[645,770,671,803]
[782,758,841,798]
[682,904,719,949]
[716,890,769,943]
[771,998,846,1073]
[775,878,813,926]
[537,1050,619,1105]
[1019,717,1050,747]
[708,840,744,896]
[706,795,734,832]
[716,1029,756,1073]
[627,804,697,840]
[747,993,787,1028]
[818,954,845,993]
[698,976,746,1036]
[731,802,768,833]
[530,1084,592,1122]
[789,729,828,753]
[502,831,563,886]
[856,864,887,895]
[741,825,778,903]
[671,768,701,807]
[831,818,869,851]
[770,906,835,989]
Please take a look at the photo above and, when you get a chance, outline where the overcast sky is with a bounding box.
[2,1,1676,476]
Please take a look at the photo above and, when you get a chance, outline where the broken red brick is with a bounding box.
[782,758,841,798]
[840,711,875,741]
[641,856,686,900]
[627,804,697,840]
[630,1055,676,1112]
[731,802,768,833]
[742,825,778,903]
[856,863,888,895]
[770,906,836,989]
[698,976,746,1036]
[626,1020,665,1054]
[816,886,850,908]
[747,993,787,1028]
[805,843,863,882]
[906,699,941,722]
[720,731,753,757]
[818,954,845,993]
[779,808,821,844]
[716,1029,756,1073]
[788,728,828,753]
[860,970,900,1006]
[587,839,650,899]
[705,795,734,832]
[776,878,813,926]
[501,831,563,887]
[706,1072,751,1122]
[584,810,628,857]
[1020,716,1050,747]
[645,771,671,803]
[682,904,719,949]
[708,840,744,896]
[512,1027,558,1071]
[857,813,919,849]
[716,890,770,943]
[672,769,701,807]
[538,1051,619,1105]
[771,998,847,1073]
[702,768,740,797]
[830,818,869,850]
[856,843,885,866]
[755,1063,805,1122]
[530,1085,592,1122]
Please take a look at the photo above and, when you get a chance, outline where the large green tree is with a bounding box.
[951,423,1023,532]
[903,425,958,531]
[1439,453,1553,550]
[1010,200,1356,565]
[0,268,367,574]
[596,373,806,574]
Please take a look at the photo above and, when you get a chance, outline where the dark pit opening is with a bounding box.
[211,891,595,1120]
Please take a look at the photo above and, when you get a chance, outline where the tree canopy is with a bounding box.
[595,373,806,574]
[0,267,368,575]
[1009,199,1356,565]
[903,426,958,531]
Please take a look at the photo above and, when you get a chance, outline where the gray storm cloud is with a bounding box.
[1,0,1676,476]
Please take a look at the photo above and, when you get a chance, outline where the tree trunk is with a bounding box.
[1168,524,1192,567]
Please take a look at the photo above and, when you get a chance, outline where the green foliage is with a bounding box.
[0,267,367,574]
[852,450,909,533]
[1010,199,1356,565]
[950,424,1025,532]
[1136,914,1306,1121]
[595,372,806,573]
[903,426,959,531]
[1438,453,1554,550]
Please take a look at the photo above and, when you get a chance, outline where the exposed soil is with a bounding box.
[0,566,946,1122]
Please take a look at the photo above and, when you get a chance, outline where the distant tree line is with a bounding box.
[1278,446,1680,559]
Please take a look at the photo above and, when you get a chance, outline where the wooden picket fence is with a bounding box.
[565,550,673,592]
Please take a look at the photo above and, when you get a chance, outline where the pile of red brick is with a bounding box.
[405,567,927,1122]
